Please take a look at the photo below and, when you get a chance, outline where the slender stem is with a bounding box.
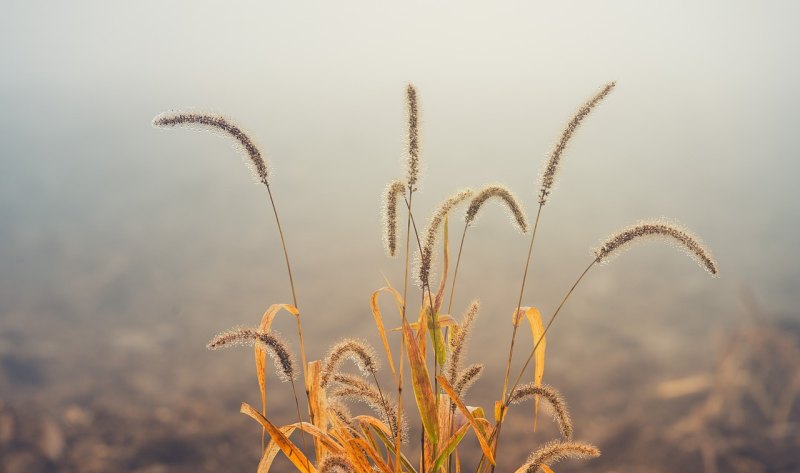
[485,203,543,473]
[446,224,469,317]
[289,378,311,472]
[264,183,310,469]
[372,371,396,442]
[397,190,413,473]
[477,260,597,473]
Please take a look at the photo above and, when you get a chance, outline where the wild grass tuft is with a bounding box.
[157,81,719,473]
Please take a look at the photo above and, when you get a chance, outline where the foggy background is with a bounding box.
[1,1,798,472]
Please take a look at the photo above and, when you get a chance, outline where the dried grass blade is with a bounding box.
[515,307,546,430]
[437,375,495,465]
[255,303,301,447]
[359,418,418,473]
[258,425,296,473]
[431,422,470,473]
[307,360,328,457]
[348,437,392,473]
[403,320,439,444]
[240,402,316,473]
[370,287,404,379]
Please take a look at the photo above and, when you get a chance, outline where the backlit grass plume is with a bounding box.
[383,180,406,257]
[318,455,355,473]
[445,300,480,385]
[153,112,270,185]
[320,338,380,388]
[418,189,473,287]
[510,383,573,439]
[518,441,600,473]
[465,185,529,233]
[406,84,420,191]
[538,81,616,205]
[207,327,295,382]
[594,219,718,275]
[159,83,720,473]
[330,373,406,442]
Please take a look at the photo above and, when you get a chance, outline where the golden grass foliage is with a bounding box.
[155,81,719,472]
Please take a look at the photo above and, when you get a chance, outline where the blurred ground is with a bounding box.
[1,294,798,473]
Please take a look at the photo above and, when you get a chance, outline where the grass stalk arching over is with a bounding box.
[154,81,718,473]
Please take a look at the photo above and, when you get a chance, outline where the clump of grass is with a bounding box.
[155,81,718,472]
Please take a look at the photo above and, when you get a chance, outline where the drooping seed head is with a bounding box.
[593,219,718,276]
[318,455,355,473]
[465,184,528,233]
[418,189,473,287]
[520,440,600,473]
[207,327,295,382]
[320,338,380,388]
[445,300,480,385]
[453,363,484,408]
[510,383,573,439]
[330,373,407,442]
[382,180,407,257]
[405,84,420,191]
[538,81,616,205]
[327,400,354,429]
[153,111,270,185]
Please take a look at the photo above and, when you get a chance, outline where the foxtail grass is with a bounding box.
[158,81,719,473]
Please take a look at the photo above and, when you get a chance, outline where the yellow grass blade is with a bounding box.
[257,424,295,473]
[240,402,315,473]
[542,465,555,473]
[431,422,470,472]
[254,303,301,447]
[348,436,392,473]
[307,360,328,457]
[370,286,405,379]
[437,375,495,465]
[359,418,418,473]
[403,319,439,444]
[516,306,546,430]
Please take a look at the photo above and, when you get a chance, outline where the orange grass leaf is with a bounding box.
[437,375,495,466]
[240,402,316,473]
[515,306,546,430]
[402,319,439,444]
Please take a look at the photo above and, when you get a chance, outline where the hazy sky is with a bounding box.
[1,0,799,393]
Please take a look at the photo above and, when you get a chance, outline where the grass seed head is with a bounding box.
[382,180,406,257]
[207,327,295,382]
[445,300,480,385]
[538,81,616,205]
[320,338,380,388]
[465,184,529,233]
[521,440,600,473]
[418,189,473,287]
[153,111,270,185]
[510,383,573,439]
[318,454,355,473]
[453,363,484,407]
[594,219,718,276]
[406,84,420,191]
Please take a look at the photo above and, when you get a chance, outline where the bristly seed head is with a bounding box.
[320,338,380,388]
[153,112,270,185]
[418,189,473,287]
[593,219,718,276]
[510,383,573,439]
[330,373,407,442]
[453,363,484,407]
[538,81,616,205]
[445,300,480,386]
[318,454,355,473]
[465,184,528,233]
[207,327,295,382]
[382,180,407,257]
[406,84,420,191]
[521,440,600,473]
